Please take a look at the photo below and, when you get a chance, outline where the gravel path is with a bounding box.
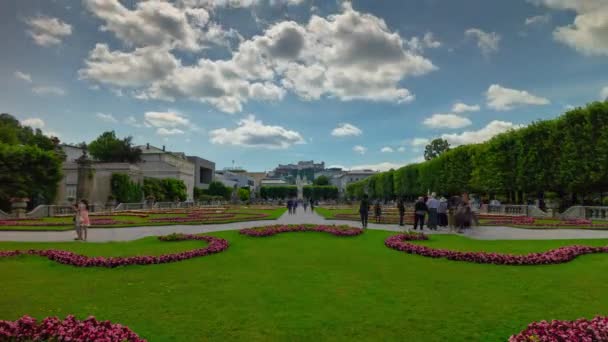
[2,208,608,242]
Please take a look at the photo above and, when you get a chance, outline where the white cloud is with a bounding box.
[348,161,403,172]
[525,14,551,25]
[381,146,394,153]
[410,138,430,147]
[601,86,608,100]
[25,16,72,46]
[124,116,143,128]
[144,111,191,128]
[157,128,185,136]
[21,118,45,129]
[14,71,32,83]
[32,86,66,96]
[441,120,523,146]
[531,0,608,56]
[486,84,550,110]
[84,0,207,51]
[96,112,117,123]
[452,102,480,113]
[423,113,472,129]
[331,123,362,137]
[406,32,442,52]
[209,115,304,149]
[465,28,501,55]
[397,146,406,152]
[353,145,367,155]
[79,44,180,87]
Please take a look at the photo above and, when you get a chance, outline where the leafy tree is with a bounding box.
[260,186,297,199]
[143,178,166,201]
[313,175,330,186]
[424,138,451,161]
[88,131,142,163]
[111,174,143,203]
[204,181,232,200]
[0,113,57,150]
[142,177,187,202]
[238,188,250,202]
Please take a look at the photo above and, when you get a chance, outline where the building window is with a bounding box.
[66,185,76,199]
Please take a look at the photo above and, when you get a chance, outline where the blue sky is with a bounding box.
[1,0,607,171]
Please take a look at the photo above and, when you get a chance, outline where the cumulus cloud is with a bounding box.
[441,120,523,146]
[331,123,362,137]
[423,113,472,129]
[452,102,480,113]
[353,145,368,155]
[144,111,191,128]
[405,32,442,52]
[348,161,404,171]
[14,71,32,83]
[124,116,143,128]
[79,44,179,88]
[157,128,186,135]
[21,118,45,129]
[25,16,72,46]
[465,28,501,55]
[410,138,430,147]
[96,112,117,123]
[531,0,608,56]
[486,84,550,110]
[209,115,304,149]
[601,86,608,100]
[525,14,551,25]
[381,146,394,153]
[32,86,66,96]
[80,2,436,112]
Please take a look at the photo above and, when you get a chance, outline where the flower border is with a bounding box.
[0,234,228,268]
[0,315,145,341]
[509,316,608,341]
[240,224,363,237]
[384,233,608,265]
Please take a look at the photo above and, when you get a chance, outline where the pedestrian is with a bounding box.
[287,199,293,215]
[426,193,440,230]
[359,194,370,229]
[397,197,406,227]
[78,199,90,241]
[438,197,448,228]
[73,203,81,241]
[448,195,460,232]
[310,198,315,212]
[303,200,308,212]
[413,196,428,231]
[374,200,382,223]
[293,198,298,215]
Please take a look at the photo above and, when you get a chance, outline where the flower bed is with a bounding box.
[148,212,268,223]
[509,316,608,341]
[240,224,363,237]
[384,233,608,265]
[0,234,229,268]
[0,218,137,227]
[0,315,145,341]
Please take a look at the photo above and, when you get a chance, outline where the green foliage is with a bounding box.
[0,143,63,210]
[88,131,142,163]
[238,188,250,202]
[424,138,450,161]
[0,113,58,151]
[111,174,143,203]
[142,178,187,202]
[313,175,330,186]
[203,181,232,200]
[348,101,608,203]
[303,185,339,200]
[260,186,298,199]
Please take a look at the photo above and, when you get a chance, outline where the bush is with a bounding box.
[260,186,297,199]
[238,188,250,202]
[202,181,232,200]
[143,178,187,202]
[111,174,142,203]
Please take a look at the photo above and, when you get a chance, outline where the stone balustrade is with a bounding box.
[561,206,608,221]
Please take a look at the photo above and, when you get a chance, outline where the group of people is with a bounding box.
[286,198,315,215]
[73,199,90,241]
[358,192,479,233]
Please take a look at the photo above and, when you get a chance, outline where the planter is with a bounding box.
[10,200,29,219]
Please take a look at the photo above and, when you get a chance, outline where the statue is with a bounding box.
[296,174,304,200]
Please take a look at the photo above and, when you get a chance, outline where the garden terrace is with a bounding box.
[2,229,608,340]
[0,206,286,231]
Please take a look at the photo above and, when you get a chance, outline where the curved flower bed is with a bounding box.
[0,234,228,268]
[0,315,145,341]
[509,316,608,341]
[240,224,363,237]
[384,233,608,265]
[149,212,267,224]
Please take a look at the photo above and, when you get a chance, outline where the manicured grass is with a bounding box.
[2,230,608,341]
[0,208,287,231]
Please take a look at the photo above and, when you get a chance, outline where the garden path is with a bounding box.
[2,208,608,242]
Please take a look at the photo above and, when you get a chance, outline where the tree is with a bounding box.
[313,175,330,186]
[0,113,58,151]
[238,188,250,202]
[424,138,450,161]
[111,174,143,203]
[204,181,232,200]
[88,131,142,163]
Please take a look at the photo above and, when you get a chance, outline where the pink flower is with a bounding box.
[509,316,608,341]
[240,224,364,237]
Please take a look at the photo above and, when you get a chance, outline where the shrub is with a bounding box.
[111,174,142,203]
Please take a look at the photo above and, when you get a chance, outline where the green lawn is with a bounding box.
[0,208,286,231]
[2,230,608,341]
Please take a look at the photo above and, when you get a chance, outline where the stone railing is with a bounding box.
[561,206,608,221]
[114,202,146,211]
[25,204,109,218]
[0,209,9,219]
[483,205,549,218]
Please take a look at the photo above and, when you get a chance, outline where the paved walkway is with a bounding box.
[2,208,608,242]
